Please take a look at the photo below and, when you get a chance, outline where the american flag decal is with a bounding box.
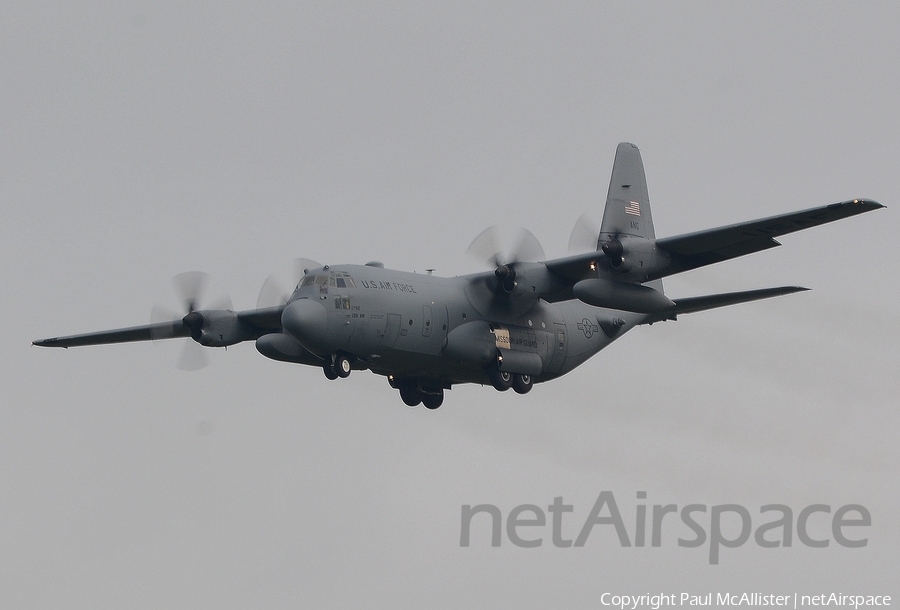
[625,200,641,216]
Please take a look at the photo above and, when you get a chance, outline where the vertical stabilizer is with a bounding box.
[599,142,664,293]
[599,142,657,240]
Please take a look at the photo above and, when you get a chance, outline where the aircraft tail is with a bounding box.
[600,142,657,241]
[599,142,664,293]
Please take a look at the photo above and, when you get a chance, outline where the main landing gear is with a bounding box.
[487,363,533,394]
[391,378,445,409]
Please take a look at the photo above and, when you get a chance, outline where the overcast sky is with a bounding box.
[2,2,898,608]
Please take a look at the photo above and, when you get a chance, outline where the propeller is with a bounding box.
[466,226,545,294]
[567,213,600,254]
[256,275,289,310]
[150,271,232,371]
[467,226,545,267]
[566,213,628,268]
[256,258,322,309]
[172,271,208,316]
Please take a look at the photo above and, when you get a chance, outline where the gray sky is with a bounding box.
[3,2,898,607]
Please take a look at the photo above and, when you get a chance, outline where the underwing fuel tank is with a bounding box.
[281,298,330,355]
[256,332,322,365]
[573,278,674,313]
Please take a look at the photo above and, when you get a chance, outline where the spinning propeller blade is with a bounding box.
[466,226,546,297]
[567,213,600,254]
[150,271,232,370]
[466,226,545,267]
[256,258,322,308]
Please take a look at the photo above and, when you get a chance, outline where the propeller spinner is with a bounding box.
[466,226,545,294]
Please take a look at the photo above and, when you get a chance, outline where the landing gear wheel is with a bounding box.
[512,373,533,394]
[323,361,338,380]
[398,382,422,407]
[334,352,352,378]
[488,366,513,392]
[422,390,444,410]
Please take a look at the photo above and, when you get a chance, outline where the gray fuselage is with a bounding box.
[273,263,640,389]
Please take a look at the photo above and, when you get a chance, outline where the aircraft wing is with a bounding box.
[235,306,285,331]
[650,199,883,280]
[542,251,605,282]
[33,321,191,348]
[33,305,286,348]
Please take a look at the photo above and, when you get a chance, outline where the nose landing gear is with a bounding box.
[323,351,353,380]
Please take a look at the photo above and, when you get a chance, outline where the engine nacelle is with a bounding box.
[183,310,255,347]
[600,236,670,281]
[492,261,568,299]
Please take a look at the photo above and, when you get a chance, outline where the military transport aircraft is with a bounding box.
[34,143,883,409]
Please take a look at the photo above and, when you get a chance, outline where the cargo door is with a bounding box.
[380,313,401,348]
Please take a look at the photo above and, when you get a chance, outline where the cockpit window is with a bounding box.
[327,271,355,288]
[298,271,355,290]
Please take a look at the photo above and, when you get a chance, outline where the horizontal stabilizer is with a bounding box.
[642,286,809,324]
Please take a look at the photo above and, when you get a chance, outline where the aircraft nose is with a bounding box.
[282,299,329,354]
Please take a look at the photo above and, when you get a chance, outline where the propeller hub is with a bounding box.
[495,264,517,293]
[182,311,204,341]
[602,238,625,268]
[601,238,623,257]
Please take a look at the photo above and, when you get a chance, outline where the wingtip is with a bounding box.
[852,198,885,209]
[777,286,810,296]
